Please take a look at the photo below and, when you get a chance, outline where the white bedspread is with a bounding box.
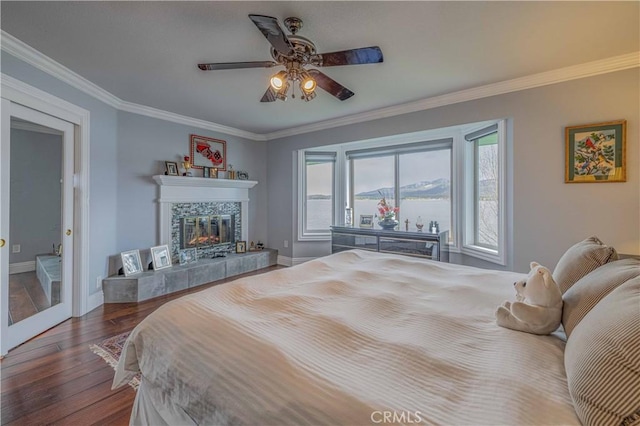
[113,250,579,425]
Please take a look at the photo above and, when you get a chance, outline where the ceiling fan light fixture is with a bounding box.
[300,71,316,93]
[270,70,288,90]
[301,90,316,102]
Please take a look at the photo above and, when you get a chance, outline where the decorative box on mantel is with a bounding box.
[153,175,258,257]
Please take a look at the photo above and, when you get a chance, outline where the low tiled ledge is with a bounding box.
[102,249,277,303]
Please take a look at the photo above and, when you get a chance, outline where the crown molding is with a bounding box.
[2,30,637,142]
[1,30,121,109]
[118,100,266,141]
[1,31,265,141]
[264,51,640,140]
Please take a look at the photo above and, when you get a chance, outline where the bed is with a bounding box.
[113,243,640,425]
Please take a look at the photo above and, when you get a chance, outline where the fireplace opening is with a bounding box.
[180,215,235,250]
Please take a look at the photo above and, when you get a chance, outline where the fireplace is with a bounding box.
[171,202,241,258]
[153,175,257,261]
[181,215,235,249]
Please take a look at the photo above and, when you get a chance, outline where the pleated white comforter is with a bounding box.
[113,249,579,425]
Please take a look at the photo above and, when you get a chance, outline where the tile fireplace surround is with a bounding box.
[101,176,272,303]
[153,175,258,257]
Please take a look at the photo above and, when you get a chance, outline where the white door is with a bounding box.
[1,99,75,355]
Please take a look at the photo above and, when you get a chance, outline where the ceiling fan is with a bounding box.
[197,14,383,102]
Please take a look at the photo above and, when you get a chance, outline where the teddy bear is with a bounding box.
[495,262,563,335]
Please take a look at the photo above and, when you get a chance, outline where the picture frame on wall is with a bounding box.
[359,214,374,228]
[190,134,226,171]
[121,249,143,276]
[236,241,246,253]
[565,120,626,183]
[179,248,198,265]
[165,161,179,176]
[150,245,172,270]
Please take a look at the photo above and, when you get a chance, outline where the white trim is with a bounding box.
[152,175,257,189]
[1,31,121,109]
[277,255,293,267]
[1,73,92,318]
[276,255,317,267]
[11,120,63,135]
[87,291,104,314]
[292,257,317,266]
[2,31,637,141]
[461,120,507,266]
[9,261,35,274]
[118,101,265,141]
[263,52,640,140]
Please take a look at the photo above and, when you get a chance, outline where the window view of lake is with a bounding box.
[311,198,452,232]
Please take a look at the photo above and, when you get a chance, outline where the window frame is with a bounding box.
[461,120,507,265]
[296,120,508,266]
[297,150,338,240]
[347,139,454,235]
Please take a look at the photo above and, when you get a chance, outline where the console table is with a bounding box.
[330,226,448,262]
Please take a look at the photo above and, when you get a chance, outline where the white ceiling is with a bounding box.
[1,1,638,136]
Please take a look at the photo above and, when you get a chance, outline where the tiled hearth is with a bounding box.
[102,249,277,303]
[101,176,268,303]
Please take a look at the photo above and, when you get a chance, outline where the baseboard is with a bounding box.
[291,257,317,266]
[277,256,318,266]
[277,255,293,267]
[9,261,35,274]
[87,291,104,313]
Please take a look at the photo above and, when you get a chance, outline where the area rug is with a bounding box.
[90,331,140,390]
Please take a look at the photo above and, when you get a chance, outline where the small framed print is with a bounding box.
[121,249,143,276]
[236,241,246,253]
[565,120,626,183]
[237,171,249,180]
[179,248,198,265]
[359,214,374,228]
[211,168,218,178]
[150,245,172,270]
[165,161,179,176]
[203,167,210,178]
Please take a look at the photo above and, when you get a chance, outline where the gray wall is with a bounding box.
[115,112,268,253]
[267,69,639,272]
[9,128,62,263]
[2,51,269,301]
[2,51,119,296]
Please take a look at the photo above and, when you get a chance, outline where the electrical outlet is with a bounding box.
[12,244,20,253]
[96,275,103,290]
[283,240,289,248]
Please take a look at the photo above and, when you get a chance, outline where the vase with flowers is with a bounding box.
[377,196,400,230]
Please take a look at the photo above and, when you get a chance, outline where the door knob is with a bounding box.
[66,229,72,236]
[0,239,4,247]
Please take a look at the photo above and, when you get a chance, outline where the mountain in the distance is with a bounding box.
[356,178,451,199]
[308,178,496,200]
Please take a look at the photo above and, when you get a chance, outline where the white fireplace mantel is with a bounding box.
[153,175,258,250]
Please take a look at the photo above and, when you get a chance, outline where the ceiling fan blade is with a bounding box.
[198,61,277,71]
[308,69,354,101]
[248,14,294,56]
[316,46,383,67]
[260,86,277,102]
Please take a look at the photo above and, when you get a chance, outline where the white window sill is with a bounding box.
[461,244,505,266]
[298,233,331,242]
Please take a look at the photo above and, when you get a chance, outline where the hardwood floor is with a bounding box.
[1,265,284,425]
[8,271,56,325]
